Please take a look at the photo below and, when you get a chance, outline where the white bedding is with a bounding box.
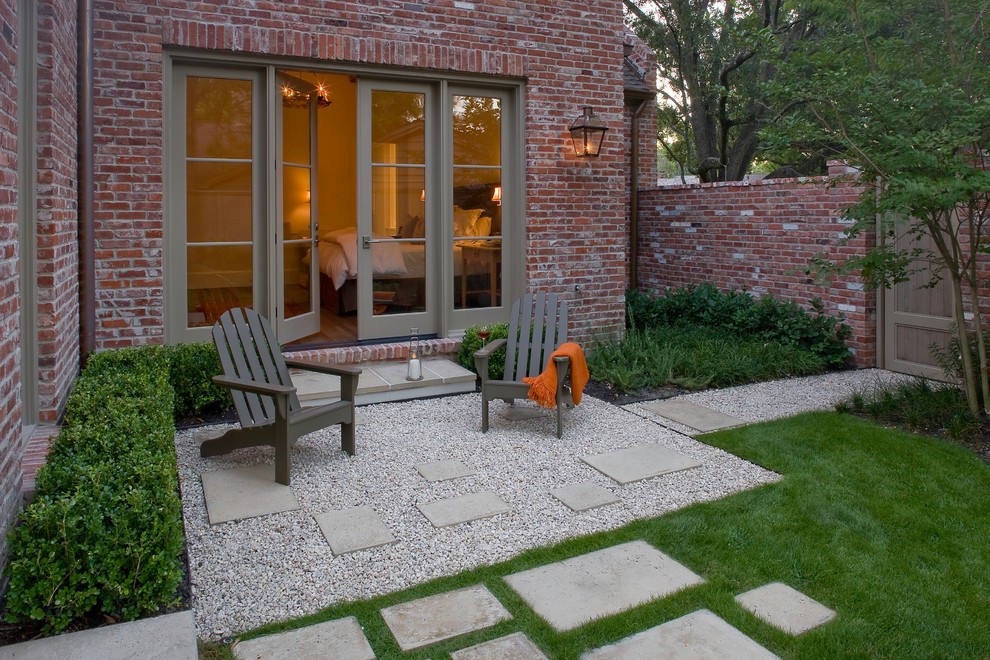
[306,229,495,290]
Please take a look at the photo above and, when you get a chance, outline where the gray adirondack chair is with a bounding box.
[201,307,362,485]
[474,292,572,438]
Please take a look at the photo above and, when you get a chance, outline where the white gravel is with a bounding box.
[175,368,896,640]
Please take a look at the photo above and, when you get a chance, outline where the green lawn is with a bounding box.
[204,412,990,658]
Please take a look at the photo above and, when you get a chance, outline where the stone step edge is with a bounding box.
[285,337,461,366]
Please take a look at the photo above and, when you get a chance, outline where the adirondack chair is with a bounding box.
[474,292,572,438]
[201,307,362,486]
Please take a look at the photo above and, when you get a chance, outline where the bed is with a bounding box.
[311,210,498,314]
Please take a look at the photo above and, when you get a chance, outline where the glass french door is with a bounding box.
[275,70,320,341]
[170,64,319,344]
[357,82,434,339]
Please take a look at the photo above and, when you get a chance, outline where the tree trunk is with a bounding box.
[951,274,981,416]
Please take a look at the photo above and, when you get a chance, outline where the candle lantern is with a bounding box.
[406,328,423,381]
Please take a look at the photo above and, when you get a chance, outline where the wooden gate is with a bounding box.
[881,226,953,379]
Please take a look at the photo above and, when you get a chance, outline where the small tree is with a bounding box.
[786,0,990,415]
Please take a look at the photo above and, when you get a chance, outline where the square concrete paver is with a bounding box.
[500,406,547,421]
[504,540,705,632]
[0,611,197,660]
[200,464,300,525]
[641,399,745,433]
[582,609,780,659]
[735,582,837,635]
[314,505,397,555]
[416,459,476,482]
[417,491,511,528]
[231,616,374,660]
[451,632,549,660]
[581,444,701,485]
[551,481,620,512]
[381,585,512,651]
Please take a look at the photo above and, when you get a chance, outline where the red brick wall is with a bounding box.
[88,0,632,347]
[637,172,877,367]
[36,0,80,423]
[0,0,23,568]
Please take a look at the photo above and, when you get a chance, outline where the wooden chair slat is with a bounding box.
[514,293,535,381]
[528,291,548,378]
[504,296,523,382]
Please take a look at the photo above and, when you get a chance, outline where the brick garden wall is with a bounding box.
[637,169,877,366]
[88,0,634,347]
[36,0,80,423]
[0,0,23,571]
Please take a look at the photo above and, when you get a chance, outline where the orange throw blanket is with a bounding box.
[522,342,589,409]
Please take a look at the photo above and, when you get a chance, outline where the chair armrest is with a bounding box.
[552,355,571,386]
[473,337,507,359]
[473,338,507,384]
[284,357,363,378]
[212,375,295,397]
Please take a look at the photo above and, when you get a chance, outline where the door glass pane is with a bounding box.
[370,90,427,317]
[452,95,501,310]
[452,95,501,166]
[186,245,253,327]
[284,165,313,317]
[282,105,310,165]
[185,75,254,328]
[186,77,252,159]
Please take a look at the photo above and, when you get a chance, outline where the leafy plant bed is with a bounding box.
[581,379,686,405]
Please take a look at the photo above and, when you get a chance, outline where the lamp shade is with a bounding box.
[568,106,608,157]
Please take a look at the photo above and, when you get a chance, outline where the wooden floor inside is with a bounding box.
[285,307,357,348]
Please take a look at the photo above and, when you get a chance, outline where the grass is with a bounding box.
[588,326,829,393]
[205,412,990,658]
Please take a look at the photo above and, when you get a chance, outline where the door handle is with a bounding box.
[362,235,371,249]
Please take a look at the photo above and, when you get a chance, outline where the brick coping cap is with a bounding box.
[284,337,461,365]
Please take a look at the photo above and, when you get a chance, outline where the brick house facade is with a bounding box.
[0,1,656,568]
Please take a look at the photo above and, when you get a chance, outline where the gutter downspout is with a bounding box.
[629,98,650,292]
[78,0,95,365]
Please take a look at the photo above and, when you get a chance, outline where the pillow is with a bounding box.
[453,206,484,236]
[473,215,492,237]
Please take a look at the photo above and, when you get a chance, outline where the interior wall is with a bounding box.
[318,73,357,236]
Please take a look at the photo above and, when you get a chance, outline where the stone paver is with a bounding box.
[550,481,620,512]
[641,400,745,433]
[581,444,701,485]
[416,459,476,482]
[0,611,197,660]
[735,582,837,635]
[451,632,549,660]
[200,464,300,525]
[582,609,780,660]
[417,491,511,528]
[380,585,512,651]
[314,505,397,555]
[500,405,547,421]
[504,540,705,632]
[231,616,374,660]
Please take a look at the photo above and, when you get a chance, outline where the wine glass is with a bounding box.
[478,328,491,347]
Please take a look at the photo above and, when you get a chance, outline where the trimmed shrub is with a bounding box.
[457,323,510,380]
[627,284,852,367]
[4,347,184,634]
[166,342,231,419]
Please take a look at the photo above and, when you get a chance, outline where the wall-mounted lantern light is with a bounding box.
[491,185,502,206]
[568,106,608,157]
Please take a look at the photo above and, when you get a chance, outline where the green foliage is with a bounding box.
[589,325,828,393]
[626,285,852,367]
[166,342,231,419]
[457,323,509,380]
[837,376,981,442]
[4,348,184,634]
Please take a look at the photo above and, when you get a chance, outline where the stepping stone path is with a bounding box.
[380,585,512,651]
[314,505,397,555]
[200,464,300,525]
[551,480,620,512]
[231,616,374,660]
[417,490,512,528]
[504,540,705,632]
[581,443,701,485]
[415,458,476,481]
[735,582,837,635]
[641,399,746,433]
[451,632,549,659]
[583,609,780,659]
